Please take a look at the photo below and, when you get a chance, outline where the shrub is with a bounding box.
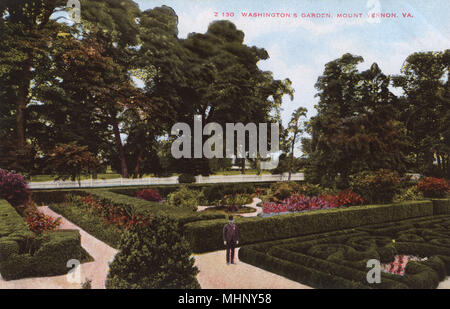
[167,185,205,211]
[269,182,301,201]
[394,186,424,202]
[26,212,61,234]
[178,173,196,184]
[417,177,449,198]
[219,194,253,212]
[0,169,32,215]
[0,199,83,281]
[135,188,162,202]
[297,183,327,197]
[0,230,83,280]
[350,169,403,204]
[202,183,256,203]
[335,190,364,207]
[106,215,200,289]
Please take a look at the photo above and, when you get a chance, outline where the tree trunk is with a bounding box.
[241,158,246,174]
[92,168,98,180]
[111,118,129,178]
[135,147,145,178]
[288,131,298,181]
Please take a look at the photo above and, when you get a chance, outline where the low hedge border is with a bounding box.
[47,188,226,249]
[184,200,434,253]
[432,199,450,215]
[238,215,450,289]
[83,189,225,224]
[0,199,85,281]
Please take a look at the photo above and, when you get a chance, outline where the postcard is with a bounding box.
[0,0,449,297]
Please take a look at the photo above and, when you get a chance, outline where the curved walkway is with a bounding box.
[198,197,263,217]
[194,248,311,289]
[0,207,118,289]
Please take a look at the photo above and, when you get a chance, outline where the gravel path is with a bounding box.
[194,248,311,289]
[0,207,118,289]
[198,197,263,217]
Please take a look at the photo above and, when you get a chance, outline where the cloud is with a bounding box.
[176,6,217,38]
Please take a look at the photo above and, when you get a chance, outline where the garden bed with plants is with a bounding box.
[0,198,90,280]
[0,170,92,281]
[238,214,450,289]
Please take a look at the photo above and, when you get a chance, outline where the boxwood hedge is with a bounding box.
[239,214,450,289]
[184,200,434,253]
[0,199,84,281]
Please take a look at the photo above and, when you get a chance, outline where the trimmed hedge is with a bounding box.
[49,202,123,248]
[239,215,450,289]
[0,199,30,238]
[432,199,450,215]
[32,189,88,205]
[184,200,434,253]
[0,199,84,280]
[47,188,225,249]
[84,189,225,224]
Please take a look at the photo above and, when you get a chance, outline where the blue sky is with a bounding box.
[133,0,449,154]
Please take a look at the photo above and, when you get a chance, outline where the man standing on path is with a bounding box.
[223,215,240,265]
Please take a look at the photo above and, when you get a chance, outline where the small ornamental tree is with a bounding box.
[45,142,101,186]
[0,169,30,206]
[105,215,200,289]
[0,169,34,215]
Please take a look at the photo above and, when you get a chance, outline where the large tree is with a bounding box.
[392,50,450,177]
[0,0,68,171]
[304,54,407,187]
[176,20,294,175]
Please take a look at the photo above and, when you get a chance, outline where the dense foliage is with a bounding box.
[106,215,200,289]
[417,177,450,198]
[135,188,163,202]
[25,212,61,234]
[178,173,196,184]
[167,185,205,211]
[349,169,404,204]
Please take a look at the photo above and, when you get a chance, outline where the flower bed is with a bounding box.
[26,212,61,234]
[262,190,364,215]
[417,177,449,198]
[74,194,151,230]
[381,255,428,276]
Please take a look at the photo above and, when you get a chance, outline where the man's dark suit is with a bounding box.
[223,221,240,264]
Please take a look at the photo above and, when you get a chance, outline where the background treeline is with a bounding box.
[0,1,448,185]
[300,52,449,187]
[0,0,293,179]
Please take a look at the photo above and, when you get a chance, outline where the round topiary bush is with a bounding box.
[105,215,200,289]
